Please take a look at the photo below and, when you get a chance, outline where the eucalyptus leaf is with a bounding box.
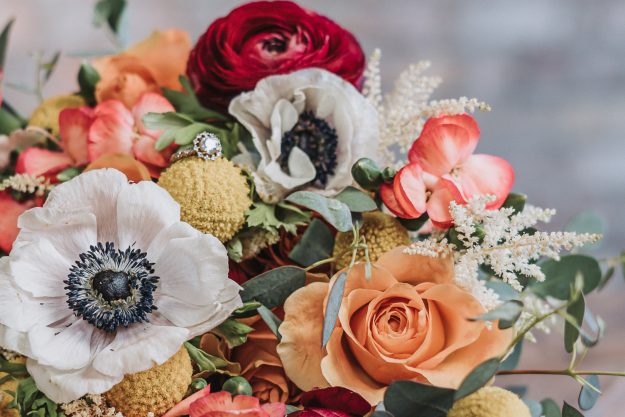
[499,339,523,371]
[286,191,353,232]
[470,300,523,330]
[142,112,193,130]
[454,358,500,400]
[564,292,585,353]
[541,398,562,417]
[0,19,14,69]
[285,405,301,415]
[598,266,615,290]
[580,308,605,348]
[485,280,520,301]
[257,305,282,341]
[578,375,600,411]
[502,192,527,213]
[565,211,605,250]
[562,402,584,417]
[524,399,542,417]
[532,255,601,300]
[384,380,455,417]
[93,0,127,34]
[322,272,346,348]
[335,186,377,212]
[77,62,100,105]
[241,266,306,308]
[289,219,334,267]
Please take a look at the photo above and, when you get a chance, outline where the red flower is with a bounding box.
[0,192,41,253]
[290,387,371,417]
[186,1,365,110]
[381,114,514,227]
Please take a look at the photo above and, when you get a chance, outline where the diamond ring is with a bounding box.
[170,132,223,163]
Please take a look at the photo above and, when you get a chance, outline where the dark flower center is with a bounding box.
[262,36,288,53]
[279,111,338,186]
[92,270,132,301]
[65,242,159,333]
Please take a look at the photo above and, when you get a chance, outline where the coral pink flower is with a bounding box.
[381,114,514,227]
[0,192,41,253]
[163,388,285,417]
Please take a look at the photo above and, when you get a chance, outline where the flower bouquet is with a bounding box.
[0,2,621,417]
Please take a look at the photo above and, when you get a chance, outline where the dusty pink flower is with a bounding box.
[163,388,285,417]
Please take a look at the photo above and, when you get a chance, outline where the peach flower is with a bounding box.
[84,153,151,183]
[277,247,511,404]
[164,388,285,417]
[93,29,191,108]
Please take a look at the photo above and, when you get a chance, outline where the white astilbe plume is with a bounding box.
[363,49,490,167]
[0,173,53,195]
[404,195,601,310]
[515,293,562,343]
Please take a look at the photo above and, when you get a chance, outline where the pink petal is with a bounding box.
[408,114,480,176]
[380,183,409,218]
[0,192,38,253]
[394,163,427,217]
[261,403,286,417]
[454,154,515,209]
[59,107,93,165]
[132,92,175,137]
[132,135,169,170]
[426,181,463,229]
[15,148,73,177]
[88,100,134,161]
[163,386,211,417]
[190,392,235,416]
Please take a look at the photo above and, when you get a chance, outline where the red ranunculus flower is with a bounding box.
[290,387,371,417]
[187,1,365,110]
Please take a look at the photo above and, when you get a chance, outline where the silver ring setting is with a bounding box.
[171,132,223,163]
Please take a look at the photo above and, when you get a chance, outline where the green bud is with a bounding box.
[502,192,527,214]
[381,167,397,183]
[222,376,253,396]
[351,158,383,191]
[190,378,208,392]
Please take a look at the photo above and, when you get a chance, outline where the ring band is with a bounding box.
[170,132,223,163]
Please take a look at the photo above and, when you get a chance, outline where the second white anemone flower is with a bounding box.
[229,68,379,203]
[0,169,242,403]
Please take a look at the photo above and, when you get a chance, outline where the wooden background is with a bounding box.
[1,0,625,414]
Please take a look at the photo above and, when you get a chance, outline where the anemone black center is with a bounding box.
[262,36,288,53]
[279,110,338,186]
[92,270,132,301]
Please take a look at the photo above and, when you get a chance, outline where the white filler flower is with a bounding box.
[0,169,242,403]
[229,68,378,203]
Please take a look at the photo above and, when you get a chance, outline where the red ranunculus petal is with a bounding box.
[299,387,371,417]
[15,147,73,177]
[454,154,515,209]
[261,403,287,417]
[394,163,427,217]
[0,192,38,253]
[162,386,211,417]
[426,183,461,229]
[59,107,94,165]
[88,100,134,161]
[380,183,409,219]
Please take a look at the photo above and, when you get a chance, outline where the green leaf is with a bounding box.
[77,62,100,105]
[241,266,306,308]
[580,308,605,348]
[155,129,177,151]
[56,167,82,182]
[213,319,253,348]
[564,292,585,353]
[162,75,228,121]
[0,19,15,70]
[470,300,523,330]
[289,219,334,267]
[454,358,501,400]
[578,375,600,411]
[384,380,455,417]
[485,280,520,301]
[532,255,601,300]
[598,266,615,290]
[524,399,542,417]
[257,305,282,341]
[0,357,28,377]
[231,301,262,318]
[351,158,383,191]
[184,342,218,373]
[286,191,353,232]
[502,192,527,213]
[335,187,377,212]
[246,201,310,235]
[174,123,212,145]
[541,399,562,417]
[285,405,301,415]
[562,402,584,417]
[142,112,193,130]
[93,0,127,34]
[565,211,605,250]
[499,339,523,371]
[0,103,24,134]
[41,51,60,83]
[397,214,429,232]
[322,272,346,348]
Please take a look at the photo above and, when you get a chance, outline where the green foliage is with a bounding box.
[334,186,377,212]
[0,102,24,134]
[454,358,501,401]
[384,380,455,417]
[524,399,542,417]
[288,218,334,267]
[565,211,605,250]
[499,340,523,371]
[231,301,262,318]
[246,201,310,235]
[162,76,227,121]
[185,341,231,374]
[222,376,253,396]
[7,377,64,417]
[0,19,15,70]
[93,0,127,35]
[0,357,28,377]
[397,214,429,231]
[540,399,562,417]
[532,255,601,300]
[322,272,347,348]
[286,191,353,232]
[240,266,307,309]
[351,157,384,191]
[56,167,83,183]
[257,305,282,341]
[213,318,254,348]
[502,192,527,213]
[578,375,600,411]
[562,402,584,417]
[470,300,523,330]
[564,290,585,353]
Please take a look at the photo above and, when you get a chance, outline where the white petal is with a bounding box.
[9,237,73,297]
[92,324,188,377]
[146,221,197,261]
[183,294,243,339]
[0,325,32,357]
[43,169,128,243]
[28,320,94,371]
[116,180,180,250]
[27,360,121,403]
[288,147,317,181]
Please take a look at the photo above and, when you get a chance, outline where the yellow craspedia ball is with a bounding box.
[104,347,192,417]
[333,211,410,269]
[29,95,86,135]
[158,157,251,242]
[448,387,531,417]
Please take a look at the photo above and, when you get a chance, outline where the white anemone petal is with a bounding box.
[28,320,93,371]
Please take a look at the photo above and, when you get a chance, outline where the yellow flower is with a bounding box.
[448,387,530,417]
[29,95,86,135]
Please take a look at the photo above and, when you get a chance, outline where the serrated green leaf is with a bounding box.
[335,186,377,212]
[322,272,346,348]
[289,218,334,267]
[246,201,310,236]
[454,358,501,400]
[564,292,585,353]
[562,402,584,417]
[257,305,282,341]
[77,62,100,105]
[541,399,561,417]
[241,266,306,308]
[532,255,601,300]
[286,191,353,232]
[470,300,523,330]
[384,380,455,417]
[578,375,600,411]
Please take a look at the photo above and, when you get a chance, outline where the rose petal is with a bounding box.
[375,247,454,286]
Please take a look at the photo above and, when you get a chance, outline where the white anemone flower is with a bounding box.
[0,169,242,403]
[229,68,379,203]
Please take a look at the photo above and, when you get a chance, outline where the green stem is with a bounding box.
[498,369,625,378]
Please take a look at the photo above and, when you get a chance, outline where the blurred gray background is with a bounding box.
[1,0,625,414]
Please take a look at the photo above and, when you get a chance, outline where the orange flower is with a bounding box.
[93,29,191,108]
[84,153,151,183]
[277,247,511,404]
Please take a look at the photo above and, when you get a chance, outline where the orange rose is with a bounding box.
[277,247,511,404]
[93,29,191,108]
